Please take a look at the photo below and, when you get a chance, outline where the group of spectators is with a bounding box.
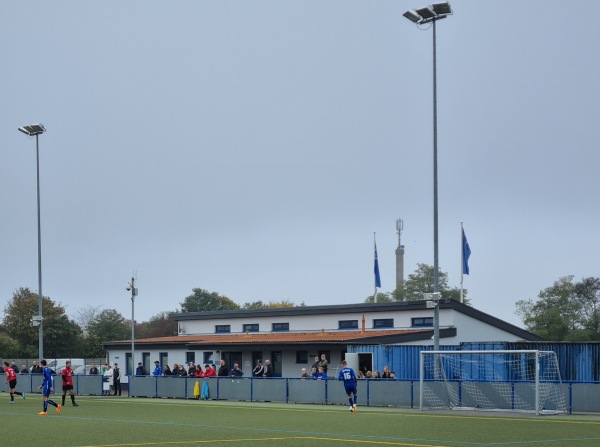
[0,361,44,374]
[139,359,272,378]
[357,365,396,379]
[299,357,396,380]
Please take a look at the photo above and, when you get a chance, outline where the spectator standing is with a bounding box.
[373,370,382,379]
[153,361,162,376]
[38,359,60,415]
[301,368,308,378]
[20,364,28,374]
[103,364,114,396]
[163,365,172,376]
[318,354,328,373]
[217,359,228,377]
[171,363,179,375]
[252,360,264,377]
[113,363,121,396]
[381,366,391,379]
[311,367,318,378]
[31,361,43,374]
[338,360,358,413]
[135,362,146,376]
[262,360,273,377]
[177,364,188,376]
[315,366,327,380]
[188,363,197,376]
[230,363,243,377]
[89,364,99,375]
[203,364,217,377]
[311,356,320,371]
[61,360,79,406]
[3,361,25,404]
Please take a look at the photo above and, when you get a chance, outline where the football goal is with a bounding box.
[420,350,567,415]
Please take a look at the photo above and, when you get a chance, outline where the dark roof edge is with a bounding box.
[173,301,438,321]
[173,300,543,341]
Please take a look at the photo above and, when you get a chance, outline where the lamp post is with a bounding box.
[127,277,138,374]
[403,2,453,351]
[18,123,47,359]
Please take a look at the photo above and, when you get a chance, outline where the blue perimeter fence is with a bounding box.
[4,375,600,413]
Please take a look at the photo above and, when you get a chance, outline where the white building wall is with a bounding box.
[106,346,345,381]
[179,308,444,335]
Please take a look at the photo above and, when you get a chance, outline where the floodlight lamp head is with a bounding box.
[403,10,421,23]
[432,2,453,16]
[415,6,436,20]
[18,124,46,136]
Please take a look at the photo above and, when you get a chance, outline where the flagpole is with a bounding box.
[374,232,378,302]
[460,222,464,304]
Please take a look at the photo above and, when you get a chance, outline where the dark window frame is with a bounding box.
[338,320,358,330]
[215,324,231,333]
[243,323,259,332]
[296,351,308,364]
[412,317,434,327]
[272,322,290,332]
[373,318,394,329]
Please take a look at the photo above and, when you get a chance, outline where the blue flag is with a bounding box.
[374,242,382,288]
[462,228,471,275]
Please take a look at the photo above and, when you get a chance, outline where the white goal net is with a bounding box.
[420,350,567,415]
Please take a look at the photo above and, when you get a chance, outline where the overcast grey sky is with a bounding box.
[2,1,598,328]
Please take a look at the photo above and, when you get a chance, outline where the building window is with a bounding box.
[215,325,230,333]
[296,351,308,364]
[203,352,213,364]
[338,320,358,330]
[373,318,394,329]
[412,317,433,327]
[243,323,259,332]
[185,352,195,365]
[272,322,289,332]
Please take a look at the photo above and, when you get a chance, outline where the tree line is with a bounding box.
[2,269,598,358]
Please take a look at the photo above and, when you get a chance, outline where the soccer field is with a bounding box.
[2,395,600,447]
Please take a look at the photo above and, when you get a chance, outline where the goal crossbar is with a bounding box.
[419,350,566,415]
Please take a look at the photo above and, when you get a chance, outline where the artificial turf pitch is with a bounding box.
[2,394,600,447]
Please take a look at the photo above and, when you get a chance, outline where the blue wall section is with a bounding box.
[347,342,600,383]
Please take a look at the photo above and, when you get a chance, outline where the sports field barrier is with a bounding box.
[3,375,600,413]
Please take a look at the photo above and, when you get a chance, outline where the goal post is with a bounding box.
[419,350,567,415]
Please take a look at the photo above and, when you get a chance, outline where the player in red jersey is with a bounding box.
[61,361,79,407]
[3,361,26,403]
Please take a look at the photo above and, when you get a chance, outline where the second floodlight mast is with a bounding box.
[403,2,453,352]
[127,277,138,373]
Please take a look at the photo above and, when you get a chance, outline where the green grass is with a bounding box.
[2,393,600,447]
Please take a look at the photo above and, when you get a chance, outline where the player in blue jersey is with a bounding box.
[37,360,61,416]
[338,360,358,412]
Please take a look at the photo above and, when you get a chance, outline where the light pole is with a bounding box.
[127,277,138,374]
[403,2,453,351]
[18,124,47,359]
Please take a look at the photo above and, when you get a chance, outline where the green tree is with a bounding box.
[2,287,82,357]
[364,292,394,303]
[84,309,131,357]
[575,277,600,340]
[137,311,178,338]
[242,299,296,309]
[179,288,240,312]
[364,264,467,303]
[516,276,600,341]
[0,333,20,357]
